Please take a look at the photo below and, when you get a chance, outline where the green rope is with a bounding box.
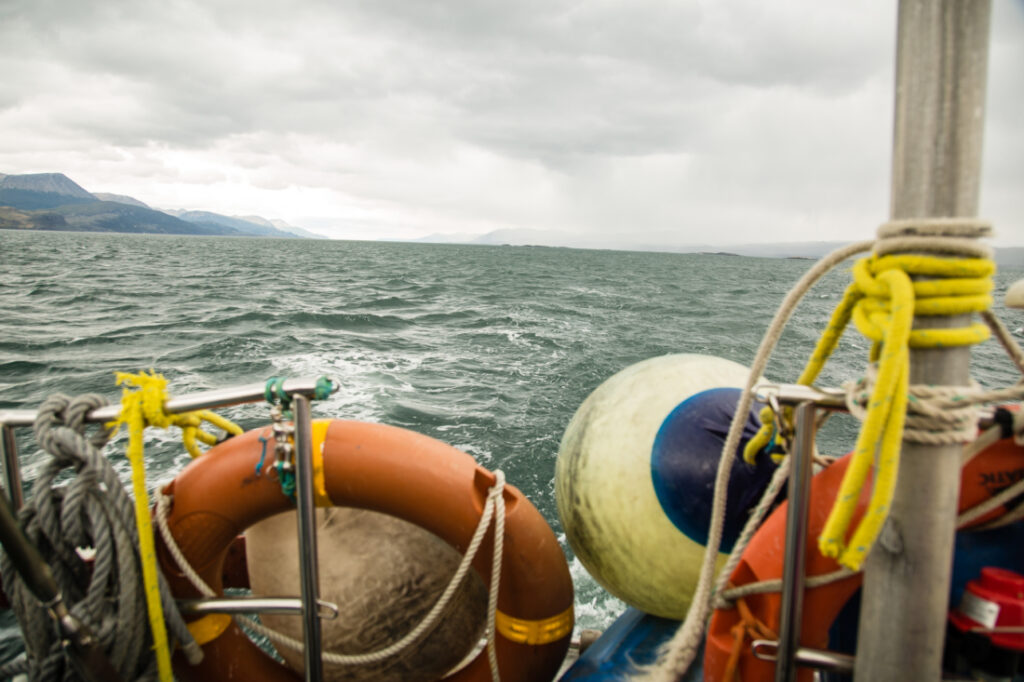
[276,462,296,501]
[262,376,333,501]
[264,376,290,408]
[314,376,334,400]
[264,375,334,407]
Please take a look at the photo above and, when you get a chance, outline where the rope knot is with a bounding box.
[818,221,996,570]
[110,370,242,458]
[113,370,174,430]
[488,470,506,501]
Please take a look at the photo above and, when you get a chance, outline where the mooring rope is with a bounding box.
[0,393,200,682]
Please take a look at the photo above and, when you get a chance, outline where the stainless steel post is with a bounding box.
[1,426,23,509]
[293,394,324,682]
[775,402,816,682]
[854,2,992,680]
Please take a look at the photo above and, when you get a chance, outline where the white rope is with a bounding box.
[843,371,984,446]
[710,455,792,610]
[962,423,1004,464]
[975,501,1024,531]
[154,470,507,676]
[718,566,859,604]
[486,473,506,682]
[875,217,993,243]
[957,475,1024,530]
[636,240,875,681]
[154,489,216,599]
[982,310,1024,379]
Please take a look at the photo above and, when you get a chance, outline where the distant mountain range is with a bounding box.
[4,172,1019,267]
[0,172,322,239]
[411,227,1024,267]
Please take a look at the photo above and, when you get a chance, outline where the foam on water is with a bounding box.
[1,231,1022,657]
[567,555,628,632]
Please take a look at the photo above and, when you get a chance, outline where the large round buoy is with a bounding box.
[555,354,775,619]
[246,508,487,681]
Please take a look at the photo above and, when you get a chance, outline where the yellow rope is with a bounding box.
[819,254,992,570]
[746,252,993,570]
[819,268,912,569]
[743,283,864,464]
[106,370,243,680]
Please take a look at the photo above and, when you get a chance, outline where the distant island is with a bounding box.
[0,172,321,239]
[412,228,1024,268]
[3,172,1021,268]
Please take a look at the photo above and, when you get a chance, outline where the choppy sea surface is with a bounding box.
[1,230,1022,652]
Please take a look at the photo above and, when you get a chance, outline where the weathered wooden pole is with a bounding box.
[853,1,991,680]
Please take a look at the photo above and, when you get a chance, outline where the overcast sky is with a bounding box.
[0,0,1020,247]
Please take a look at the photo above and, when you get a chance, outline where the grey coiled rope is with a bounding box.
[0,393,200,681]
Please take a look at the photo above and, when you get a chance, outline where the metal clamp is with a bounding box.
[754,383,848,410]
[270,406,296,473]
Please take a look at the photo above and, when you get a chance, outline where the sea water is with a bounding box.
[1,230,1022,647]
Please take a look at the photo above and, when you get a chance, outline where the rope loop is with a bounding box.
[111,370,243,458]
[851,253,993,349]
[103,370,241,680]
[156,468,508,680]
[264,376,291,410]
[313,376,335,401]
[814,224,996,570]
[3,393,200,682]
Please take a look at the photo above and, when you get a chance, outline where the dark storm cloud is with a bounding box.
[0,0,1019,244]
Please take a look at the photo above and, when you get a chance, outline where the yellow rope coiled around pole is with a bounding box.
[819,267,913,570]
[107,370,243,681]
[746,251,993,571]
[824,254,993,570]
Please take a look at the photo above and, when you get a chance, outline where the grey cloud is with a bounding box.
[0,0,1019,245]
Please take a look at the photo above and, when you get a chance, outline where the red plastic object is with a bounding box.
[950,567,1024,651]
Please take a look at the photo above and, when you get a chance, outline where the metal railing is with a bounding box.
[756,383,850,682]
[0,376,337,682]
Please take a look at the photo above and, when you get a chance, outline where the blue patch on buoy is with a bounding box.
[650,387,778,552]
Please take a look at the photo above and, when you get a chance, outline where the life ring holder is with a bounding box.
[156,419,575,682]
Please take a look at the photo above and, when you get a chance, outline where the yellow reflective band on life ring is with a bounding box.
[495,605,574,645]
[312,420,333,507]
[186,613,232,646]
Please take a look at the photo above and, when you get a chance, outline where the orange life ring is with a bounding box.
[156,420,575,682]
[704,429,1024,682]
